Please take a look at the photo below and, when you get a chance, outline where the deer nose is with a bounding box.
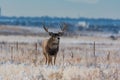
[58,37,60,40]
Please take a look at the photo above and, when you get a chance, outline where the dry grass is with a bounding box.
[0,35,120,80]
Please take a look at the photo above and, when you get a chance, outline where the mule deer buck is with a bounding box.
[42,23,67,65]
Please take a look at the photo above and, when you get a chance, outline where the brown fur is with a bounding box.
[42,37,59,65]
[42,23,67,65]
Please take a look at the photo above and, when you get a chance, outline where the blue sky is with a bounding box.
[0,0,120,19]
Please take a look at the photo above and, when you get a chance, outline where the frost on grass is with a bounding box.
[0,36,120,80]
[0,62,120,80]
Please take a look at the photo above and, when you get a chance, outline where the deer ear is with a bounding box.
[49,32,53,36]
[58,32,64,36]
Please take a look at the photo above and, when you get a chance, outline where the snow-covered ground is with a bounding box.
[0,35,120,80]
[0,62,120,80]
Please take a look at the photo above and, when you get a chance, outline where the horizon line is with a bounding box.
[0,15,120,20]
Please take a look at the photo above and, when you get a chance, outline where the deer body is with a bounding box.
[42,37,59,65]
[42,23,66,65]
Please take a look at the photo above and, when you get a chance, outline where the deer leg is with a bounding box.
[43,52,47,64]
[48,56,53,65]
[50,56,53,65]
[45,55,47,64]
[48,55,51,65]
[54,55,57,65]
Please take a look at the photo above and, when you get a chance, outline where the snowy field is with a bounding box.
[0,35,120,80]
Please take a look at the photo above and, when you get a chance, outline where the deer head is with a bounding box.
[43,23,67,47]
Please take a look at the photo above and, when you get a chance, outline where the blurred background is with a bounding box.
[0,0,120,38]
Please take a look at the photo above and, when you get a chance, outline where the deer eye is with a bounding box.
[52,33,58,37]
[55,34,58,36]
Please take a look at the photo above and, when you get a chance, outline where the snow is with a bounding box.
[0,35,120,80]
[0,62,120,80]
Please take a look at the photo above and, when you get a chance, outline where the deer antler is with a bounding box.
[59,23,67,32]
[42,23,49,32]
[58,22,67,36]
[60,23,67,32]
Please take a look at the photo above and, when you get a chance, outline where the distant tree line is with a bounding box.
[0,16,120,34]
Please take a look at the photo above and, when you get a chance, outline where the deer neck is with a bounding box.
[47,37,59,49]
